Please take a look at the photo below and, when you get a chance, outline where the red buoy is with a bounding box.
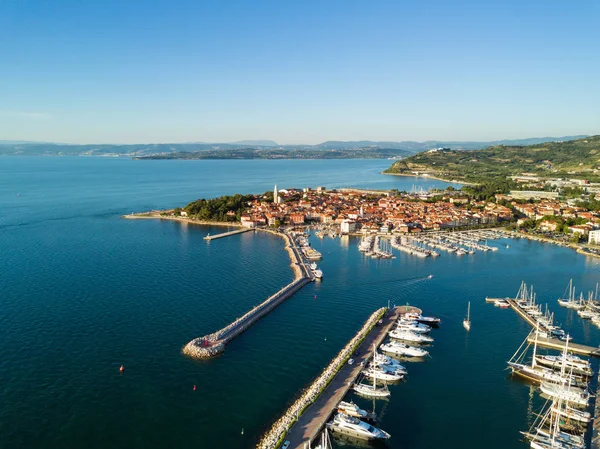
[119,365,124,373]
[193,385,197,391]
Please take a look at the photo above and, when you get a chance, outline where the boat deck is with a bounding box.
[282,305,422,449]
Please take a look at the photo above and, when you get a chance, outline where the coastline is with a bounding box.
[381,171,472,185]
[123,212,304,278]
[123,212,244,228]
[510,231,600,259]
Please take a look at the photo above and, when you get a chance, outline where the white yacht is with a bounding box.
[396,321,431,334]
[388,329,433,343]
[362,365,404,382]
[327,413,390,441]
[404,312,441,325]
[372,352,406,371]
[552,402,591,423]
[337,401,375,420]
[352,380,390,398]
[380,341,429,358]
[539,381,590,407]
[535,354,593,377]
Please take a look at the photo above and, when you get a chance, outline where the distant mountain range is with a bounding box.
[0,136,589,158]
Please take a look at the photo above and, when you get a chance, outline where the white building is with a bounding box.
[589,229,600,244]
[340,219,357,234]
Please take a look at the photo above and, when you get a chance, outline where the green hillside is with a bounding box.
[384,135,600,183]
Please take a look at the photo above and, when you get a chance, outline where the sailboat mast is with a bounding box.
[532,329,538,367]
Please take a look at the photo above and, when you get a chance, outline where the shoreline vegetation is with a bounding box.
[383,135,600,184]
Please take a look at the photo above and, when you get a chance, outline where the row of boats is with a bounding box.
[358,229,504,259]
[358,235,395,259]
[514,282,568,340]
[509,333,595,448]
[325,310,441,443]
[558,280,600,328]
[295,234,323,261]
[498,280,596,449]
[293,233,323,279]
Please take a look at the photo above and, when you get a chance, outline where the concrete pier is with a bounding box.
[256,305,422,449]
[502,299,600,357]
[183,232,312,359]
[203,228,252,240]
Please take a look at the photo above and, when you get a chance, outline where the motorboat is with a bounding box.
[380,341,429,358]
[396,321,431,334]
[327,413,390,441]
[362,366,404,382]
[404,312,441,325]
[337,401,376,421]
[540,381,591,407]
[388,329,433,344]
[372,352,406,371]
[535,355,593,377]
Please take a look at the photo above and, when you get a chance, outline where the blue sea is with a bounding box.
[1,156,599,449]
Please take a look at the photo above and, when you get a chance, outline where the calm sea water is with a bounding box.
[1,157,599,449]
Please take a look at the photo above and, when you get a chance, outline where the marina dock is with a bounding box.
[503,298,600,357]
[257,305,422,449]
[525,334,600,357]
[183,232,311,359]
[203,228,253,240]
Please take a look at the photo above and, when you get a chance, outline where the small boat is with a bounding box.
[405,312,441,325]
[337,401,376,421]
[327,413,390,441]
[494,299,510,308]
[539,381,590,407]
[352,377,390,398]
[388,329,433,343]
[463,301,471,331]
[535,355,593,377]
[372,352,406,371]
[395,321,431,334]
[380,341,429,358]
[362,366,404,382]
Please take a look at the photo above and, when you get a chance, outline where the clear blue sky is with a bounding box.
[1,0,598,144]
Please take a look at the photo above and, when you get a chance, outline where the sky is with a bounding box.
[0,0,599,144]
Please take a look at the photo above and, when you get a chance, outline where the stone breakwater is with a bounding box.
[182,231,311,359]
[256,307,387,449]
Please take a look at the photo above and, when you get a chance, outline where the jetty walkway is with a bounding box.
[183,232,312,359]
[499,298,600,358]
[257,305,422,449]
[204,228,252,240]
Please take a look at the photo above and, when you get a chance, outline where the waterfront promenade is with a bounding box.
[263,305,421,449]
